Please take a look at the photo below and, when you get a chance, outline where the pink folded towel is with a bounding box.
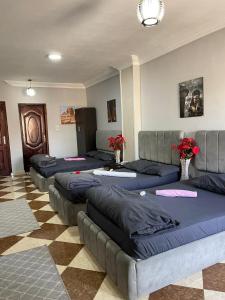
[64,157,86,161]
[156,190,197,198]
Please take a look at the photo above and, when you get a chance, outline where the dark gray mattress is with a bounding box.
[32,156,111,178]
[54,169,179,203]
[87,181,225,260]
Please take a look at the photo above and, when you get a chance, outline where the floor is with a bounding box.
[0,176,225,300]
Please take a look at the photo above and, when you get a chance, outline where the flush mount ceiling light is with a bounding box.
[26,79,36,97]
[48,52,62,62]
[137,0,165,27]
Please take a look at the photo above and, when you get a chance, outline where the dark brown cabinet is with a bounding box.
[75,107,97,155]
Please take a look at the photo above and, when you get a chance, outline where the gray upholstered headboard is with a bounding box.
[195,131,225,173]
[138,131,184,166]
[96,130,122,152]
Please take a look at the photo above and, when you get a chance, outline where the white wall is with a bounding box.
[132,63,141,160]
[0,82,87,173]
[141,28,225,131]
[86,75,122,131]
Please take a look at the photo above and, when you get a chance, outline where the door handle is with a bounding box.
[3,136,6,145]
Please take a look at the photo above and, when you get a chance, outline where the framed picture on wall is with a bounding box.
[179,77,204,118]
[60,105,76,124]
[107,99,117,123]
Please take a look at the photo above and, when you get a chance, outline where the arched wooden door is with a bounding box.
[18,104,49,172]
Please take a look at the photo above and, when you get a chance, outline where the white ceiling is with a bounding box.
[1,0,225,86]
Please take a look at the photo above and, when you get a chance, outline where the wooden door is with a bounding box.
[18,104,49,172]
[0,102,12,176]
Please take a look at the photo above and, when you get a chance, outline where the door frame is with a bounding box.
[0,101,12,176]
[18,103,49,169]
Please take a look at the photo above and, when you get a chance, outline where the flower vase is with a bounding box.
[114,150,121,164]
[180,159,191,181]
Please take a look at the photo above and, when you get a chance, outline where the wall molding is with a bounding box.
[4,80,85,89]
[139,22,225,66]
[84,69,119,88]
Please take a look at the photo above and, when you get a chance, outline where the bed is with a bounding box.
[49,130,183,225]
[78,130,225,300]
[30,130,121,192]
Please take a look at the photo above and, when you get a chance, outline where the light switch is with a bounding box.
[56,125,60,131]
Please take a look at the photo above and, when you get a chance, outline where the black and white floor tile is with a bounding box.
[0,175,224,300]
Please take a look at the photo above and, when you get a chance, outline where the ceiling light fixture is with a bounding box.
[137,0,164,27]
[48,53,62,62]
[26,79,36,97]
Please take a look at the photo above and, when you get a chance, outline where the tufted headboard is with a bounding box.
[195,131,225,174]
[96,130,122,152]
[138,131,184,166]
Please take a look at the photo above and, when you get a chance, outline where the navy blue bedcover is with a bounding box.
[32,156,111,178]
[54,168,179,202]
[87,181,225,259]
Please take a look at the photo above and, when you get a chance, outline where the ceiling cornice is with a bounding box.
[117,24,225,71]
[5,23,224,90]
[139,22,225,66]
[4,80,85,89]
[84,69,119,88]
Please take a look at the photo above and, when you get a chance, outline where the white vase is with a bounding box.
[180,158,191,181]
[114,150,121,164]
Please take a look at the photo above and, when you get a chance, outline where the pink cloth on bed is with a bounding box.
[156,190,197,198]
[64,157,86,161]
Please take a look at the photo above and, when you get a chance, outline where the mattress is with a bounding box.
[54,168,179,203]
[87,181,225,260]
[32,156,111,178]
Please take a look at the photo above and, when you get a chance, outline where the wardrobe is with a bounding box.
[75,107,97,155]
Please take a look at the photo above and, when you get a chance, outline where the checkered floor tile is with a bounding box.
[0,246,70,299]
[0,175,225,299]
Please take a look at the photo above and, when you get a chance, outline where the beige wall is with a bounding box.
[0,82,87,173]
[141,28,225,132]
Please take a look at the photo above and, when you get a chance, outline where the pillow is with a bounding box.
[124,160,156,173]
[124,160,179,177]
[86,150,98,157]
[94,151,114,161]
[191,173,225,194]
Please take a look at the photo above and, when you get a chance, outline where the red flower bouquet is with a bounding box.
[108,134,126,151]
[172,137,200,160]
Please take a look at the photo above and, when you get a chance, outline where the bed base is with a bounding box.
[78,211,225,300]
[30,167,105,193]
[49,185,86,225]
[30,167,54,192]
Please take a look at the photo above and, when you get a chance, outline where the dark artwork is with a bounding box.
[107,99,117,123]
[179,77,204,118]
